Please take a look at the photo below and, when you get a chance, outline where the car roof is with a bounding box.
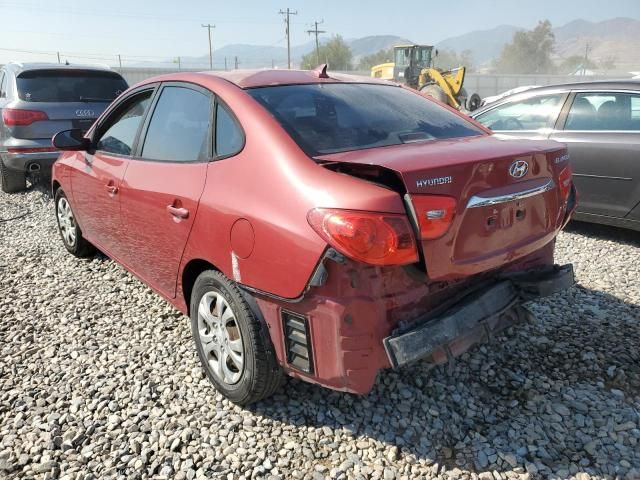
[160,68,397,89]
[497,79,640,96]
[3,62,116,76]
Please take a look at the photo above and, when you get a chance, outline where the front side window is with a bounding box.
[565,92,640,131]
[476,93,565,131]
[141,86,211,162]
[248,83,482,156]
[96,92,152,156]
[16,70,128,102]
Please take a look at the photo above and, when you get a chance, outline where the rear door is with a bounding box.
[70,87,154,258]
[118,83,212,298]
[473,91,569,140]
[550,90,640,218]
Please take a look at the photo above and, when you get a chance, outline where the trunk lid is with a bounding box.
[317,135,571,280]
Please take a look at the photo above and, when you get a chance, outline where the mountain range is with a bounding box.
[152,17,640,72]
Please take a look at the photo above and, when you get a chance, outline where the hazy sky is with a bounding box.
[0,0,638,66]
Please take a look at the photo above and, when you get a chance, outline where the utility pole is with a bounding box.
[278,8,298,69]
[224,57,228,71]
[57,52,61,64]
[306,20,325,66]
[582,42,591,76]
[177,56,181,70]
[118,54,122,71]
[234,56,239,70]
[201,23,215,69]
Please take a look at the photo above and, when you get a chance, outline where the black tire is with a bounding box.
[54,188,95,257]
[0,159,26,193]
[420,84,449,104]
[467,93,482,112]
[190,270,283,405]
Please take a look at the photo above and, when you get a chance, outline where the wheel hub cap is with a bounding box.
[197,291,244,385]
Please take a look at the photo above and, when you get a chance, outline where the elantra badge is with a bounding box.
[509,160,529,179]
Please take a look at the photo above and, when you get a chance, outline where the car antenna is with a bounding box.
[313,63,329,79]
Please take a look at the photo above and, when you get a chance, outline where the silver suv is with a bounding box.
[0,62,128,192]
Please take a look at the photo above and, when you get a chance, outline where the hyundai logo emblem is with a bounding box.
[509,160,529,179]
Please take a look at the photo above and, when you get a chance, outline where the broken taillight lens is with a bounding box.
[558,166,573,201]
[307,208,419,266]
[410,195,457,240]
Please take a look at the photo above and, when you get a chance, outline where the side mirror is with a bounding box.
[52,129,91,151]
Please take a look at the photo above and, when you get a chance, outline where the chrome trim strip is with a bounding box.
[573,173,632,181]
[467,179,555,209]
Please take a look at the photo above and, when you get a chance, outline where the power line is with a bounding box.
[201,24,215,70]
[278,8,298,69]
[306,20,326,66]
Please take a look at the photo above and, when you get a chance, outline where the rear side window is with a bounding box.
[215,103,243,157]
[565,92,640,131]
[96,92,152,156]
[16,70,128,102]
[0,72,7,98]
[248,83,482,156]
[141,86,211,162]
[476,93,565,131]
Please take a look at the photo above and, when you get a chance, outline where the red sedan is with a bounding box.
[51,68,576,405]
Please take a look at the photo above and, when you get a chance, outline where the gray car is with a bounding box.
[0,62,128,193]
[472,80,640,231]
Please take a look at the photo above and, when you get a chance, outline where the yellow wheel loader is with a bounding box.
[371,45,481,111]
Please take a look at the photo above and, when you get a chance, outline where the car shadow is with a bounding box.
[566,220,640,248]
[250,285,640,478]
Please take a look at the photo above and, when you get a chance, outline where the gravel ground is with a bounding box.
[1,185,639,480]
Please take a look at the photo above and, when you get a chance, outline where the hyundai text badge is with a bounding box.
[509,160,529,179]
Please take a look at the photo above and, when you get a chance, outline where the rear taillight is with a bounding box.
[307,208,419,266]
[410,195,457,240]
[7,146,57,153]
[2,108,49,126]
[558,166,573,201]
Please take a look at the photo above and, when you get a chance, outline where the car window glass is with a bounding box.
[248,83,482,156]
[215,103,243,157]
[96,92,152,156]
[476,93,564,131]
[16,70,128,103]
[565,92,640,131]
[0,73,7,98]
[141,86,211,162]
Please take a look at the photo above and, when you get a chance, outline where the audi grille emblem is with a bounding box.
[509,160,529,179]
[75,109,95,118]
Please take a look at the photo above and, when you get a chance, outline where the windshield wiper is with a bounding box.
[79,96,114,102]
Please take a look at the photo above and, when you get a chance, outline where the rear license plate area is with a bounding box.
[72,119,95,133]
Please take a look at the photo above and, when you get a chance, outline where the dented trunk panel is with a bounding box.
[317,135,570,280]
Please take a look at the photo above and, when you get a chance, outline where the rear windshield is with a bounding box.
[247,83,483,156]
[16,70,128,103]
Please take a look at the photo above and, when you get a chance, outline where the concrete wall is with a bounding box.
[118,67,625,99]
[1,65,627,100]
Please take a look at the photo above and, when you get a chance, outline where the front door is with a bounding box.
[550,91,640,218]
[119,83,212,298]
[70,90,153,258]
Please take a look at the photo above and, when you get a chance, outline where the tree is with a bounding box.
[433,49,474,72]
[494,20,556,74]
[357,48,393,71]
[301,35,353,71]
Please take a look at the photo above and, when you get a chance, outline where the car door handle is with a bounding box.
[105,184,118,195]
[167,205,189,219]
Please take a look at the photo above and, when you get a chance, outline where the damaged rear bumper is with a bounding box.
[383,264,574,368]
